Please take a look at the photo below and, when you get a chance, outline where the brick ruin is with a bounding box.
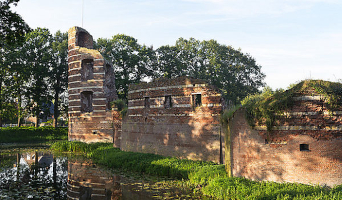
[121,77,224,163]
[228,85,342,187]
[68,27,118,143]
[66,27,342,187]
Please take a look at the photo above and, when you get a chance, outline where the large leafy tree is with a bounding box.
[97,34,156,100]
[4,42,30,127]
[50,31,68,127]
[21,28,53,127]
[172,38,265,105]
[0,0,30,126]
[0,45,14,126]
[155,45,186,78]
[0,0,30,47]
[97,35,265,105]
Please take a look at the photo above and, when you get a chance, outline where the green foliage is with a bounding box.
[110,99,128,117]
[201,176,342,199]
[221,105,241,125]
[0,126,67,143]
[50,141,111,153]
[242,80,342,131]
[0,0,31,47]
[96,35,156,100]
[173,38,266,105]
[189,165,227,186]
[97,35,265,103]
[50,31,68,127]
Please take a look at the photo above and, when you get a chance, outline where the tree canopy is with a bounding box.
[97,35,266,104]
[0,0,30,47]
[0,19,265,125]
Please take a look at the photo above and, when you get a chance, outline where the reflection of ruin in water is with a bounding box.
[1,150,206,199]
[67,161,122,200]
[0,151,68,199]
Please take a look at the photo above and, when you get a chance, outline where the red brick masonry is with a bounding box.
[229,105,342,187]
[121,77,224,163]
[68,27,117,143]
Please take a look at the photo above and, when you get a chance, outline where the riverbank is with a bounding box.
[0,126,67,143]
[51,141,342,199]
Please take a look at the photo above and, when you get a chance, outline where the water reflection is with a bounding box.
[0,150,206,200]
[0,151,68,199]
[67,161,122,199]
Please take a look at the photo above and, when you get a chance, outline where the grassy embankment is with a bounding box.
[51,141,342,200]
[0,126,68,143]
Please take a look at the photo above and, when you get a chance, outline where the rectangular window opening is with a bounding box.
[81,91,93,113]
[144,97,150,108]
[192,94,202,109]
[300,144,310,151]
[164,95,172,109]
[81,59,94,81]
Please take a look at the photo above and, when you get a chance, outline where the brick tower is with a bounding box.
[68,27,117,143]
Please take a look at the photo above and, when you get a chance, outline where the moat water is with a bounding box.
[0,146,208,200]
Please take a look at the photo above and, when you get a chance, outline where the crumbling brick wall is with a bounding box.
[121,77,223,163]
[228,91,342,187]
[68,27,118,143]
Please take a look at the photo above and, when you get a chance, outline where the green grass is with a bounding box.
[50,141,342,199]
[0,126,68,143]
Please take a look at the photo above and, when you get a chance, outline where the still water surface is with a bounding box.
[0,148,206,200]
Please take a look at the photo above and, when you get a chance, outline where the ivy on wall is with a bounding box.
[241,80,342,132]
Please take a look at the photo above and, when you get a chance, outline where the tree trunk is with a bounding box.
[17,94,22,127]
[53,91,59,128]
[35,108,39,128]
[0,76,3,127]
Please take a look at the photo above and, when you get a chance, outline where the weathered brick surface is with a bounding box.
[121,77,224,163]
[229,108,342,187]
[68,27,118,143]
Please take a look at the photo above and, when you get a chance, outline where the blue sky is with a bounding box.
[12,0,342,90]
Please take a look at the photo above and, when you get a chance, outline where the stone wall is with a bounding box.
[121,77,223,163]
[68,27,118,143]
[228,92,342,187]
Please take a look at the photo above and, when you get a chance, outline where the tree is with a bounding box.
[97,35,265,105]
[97,34,155,100]
[0,0,30,47]
[172,38,265,105]
[155,45,186,78]
[5,43,29,127]
[21,28,53,127]
[0,45,12,127]
[0,0,30,126]
[50,31,68,127]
